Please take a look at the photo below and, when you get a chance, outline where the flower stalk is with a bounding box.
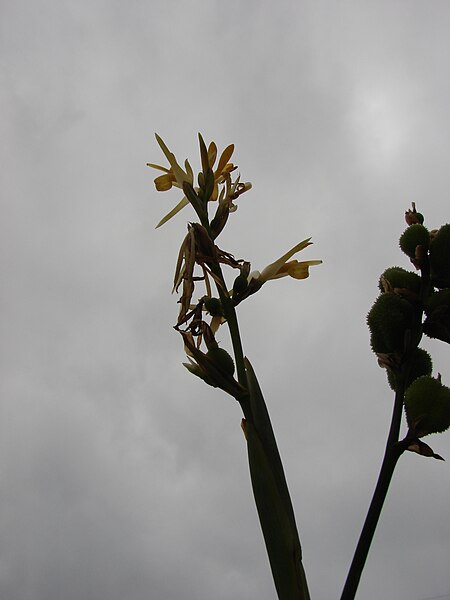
[342,205,450,599]
[150,133,321,599]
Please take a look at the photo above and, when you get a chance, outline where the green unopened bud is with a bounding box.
[204,296,223,317]
[233,273,249,296]
[367,293,415,354]
[399,224,430,259]
[386,347,432,390]
[210,203,230,239]
[378,266,421,294]
[429,224,450,288]
[203,168,215,202]
[206,347,235,376]
[404,375,450,436]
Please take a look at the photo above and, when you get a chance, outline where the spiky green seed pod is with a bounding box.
[425,288,450,314]
[386,347,432,390]
[404,375,450,436]
[399,224,430,259]
[206,347,235,376]
[378,266,421,294]
[367,293,415,354]
[423,289,450,343]
[204,296,223,317]
[429,224,450,288]
[408,347,433,384]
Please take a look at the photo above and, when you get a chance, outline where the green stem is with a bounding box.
[209,260,251,417]
[340,382,406,600]
[341,242,431,599]
[201,216,249,414]
[222,299,247,386]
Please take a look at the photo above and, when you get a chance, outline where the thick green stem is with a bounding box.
[340,381,406,600]
[340,446,402,600]
[340,306,424,600]
[220,291,247,387]
[210,261,251,418]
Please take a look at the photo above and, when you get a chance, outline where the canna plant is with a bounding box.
[149,136,449,600]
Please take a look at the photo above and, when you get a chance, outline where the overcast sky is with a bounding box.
[1,1,450,599]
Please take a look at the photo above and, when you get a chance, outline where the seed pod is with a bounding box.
[206,347,235,376]
[204,296,224,317]
[423,289,450,343]
[425,288,450,314]
[386,347,432,390]
[378,266,421,294]
[399,224,430,259]
[404,375,450,436]
[429,224,450,288]
[367,292,415,354]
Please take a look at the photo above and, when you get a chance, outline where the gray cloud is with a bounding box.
[1,1,450,599]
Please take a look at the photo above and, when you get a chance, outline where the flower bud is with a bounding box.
[404,375,450,436]
[367,293,415,354]
[429,224,450,288]
[233,273,249,296]
[399,224,430,259]
[405,203,424,226]
[405,211,424,226]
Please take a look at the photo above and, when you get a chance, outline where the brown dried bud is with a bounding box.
[405,202,424,226]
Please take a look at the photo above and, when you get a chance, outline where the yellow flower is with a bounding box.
[147,134,195,228]
[256,238,322,283]
[148,134,248,228]
[208,141,237,201]
[148,133,194,190]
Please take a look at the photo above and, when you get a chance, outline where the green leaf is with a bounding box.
[244,358,310,600]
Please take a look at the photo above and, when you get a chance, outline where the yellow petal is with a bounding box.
[155,133,189,188]
[284,259,322,279]
[208,142,217,168]
[155,197,190,228]
[215,144,235,176]
[184,159,194,184]
[154,173,174,191]
[146,162,171,174]
[210,181,219,201]
[259,238,312,281]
